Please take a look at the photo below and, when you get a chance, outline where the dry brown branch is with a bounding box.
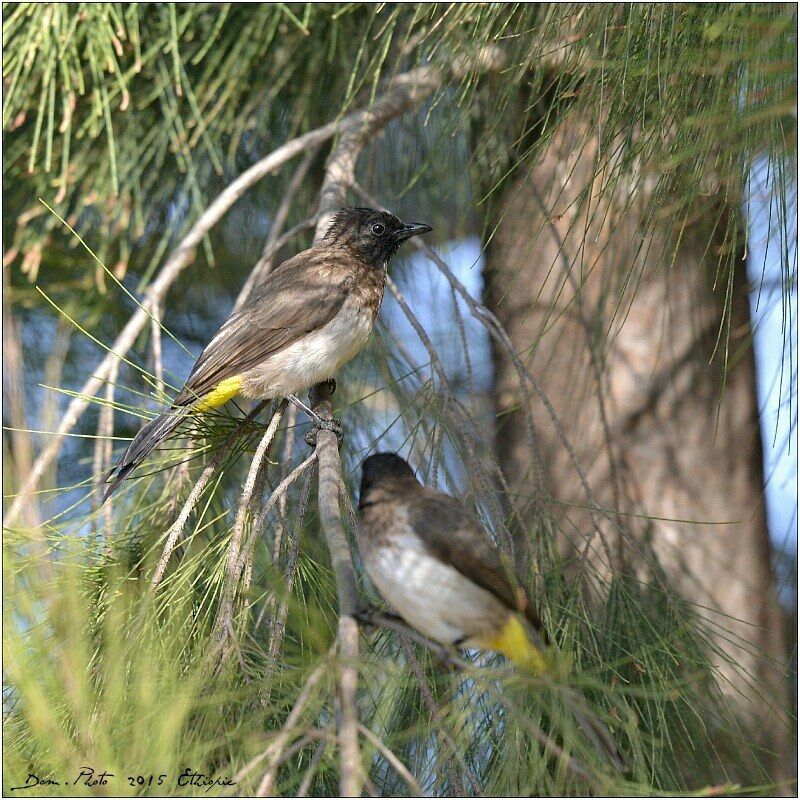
[308,380,362,797]
[251,404,299,597]
[358,722,424,796]
[264,467,313,676]
[216,450,317,650]
[151,458,223,587]
[214,403,285,651]
[151,400,271,587]
[238,452,317,580]
[252,649,333,797]
[228,404,286,582]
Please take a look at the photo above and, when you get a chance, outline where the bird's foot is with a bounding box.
[304,416,343,448]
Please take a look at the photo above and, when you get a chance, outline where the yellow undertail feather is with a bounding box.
[478,614,565,676]
[194,376,243,411]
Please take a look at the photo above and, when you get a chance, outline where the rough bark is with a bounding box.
[482,113,790,772]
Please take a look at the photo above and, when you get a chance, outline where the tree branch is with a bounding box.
[308,380,362,797]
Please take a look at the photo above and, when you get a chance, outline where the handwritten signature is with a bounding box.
[9,767,236,793]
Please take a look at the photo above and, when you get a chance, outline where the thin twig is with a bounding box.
[263,467,314,678]
[217,450,317,655]
[239,452,317,580]
[356,609,468,669]
[150,299,165,399]
[228,404,285,575]
[271,727,335,771]
[151,400,270,587]
[92,359,119,532]
[215,403,285,651]
[254,404,299,597]
[358,723,424,796]
[400,638,481,796]
[252,649,333,797]
[297,738,328,797]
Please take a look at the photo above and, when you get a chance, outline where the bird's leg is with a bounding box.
[355,608,467,670]
[286,394,324,425]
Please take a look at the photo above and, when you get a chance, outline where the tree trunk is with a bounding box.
[482,113,791,773]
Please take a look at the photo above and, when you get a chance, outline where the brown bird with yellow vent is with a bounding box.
[103,209,431,499]
[357,452,627,771]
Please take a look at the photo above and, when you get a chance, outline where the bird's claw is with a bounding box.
[304,417,343,448]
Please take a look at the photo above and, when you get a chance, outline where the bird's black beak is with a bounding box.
[395,222,433,242]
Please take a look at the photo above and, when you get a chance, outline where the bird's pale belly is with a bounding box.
[240,300,375,399]
[363,532,507,647]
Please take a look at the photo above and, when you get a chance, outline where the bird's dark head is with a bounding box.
[359,452,420,509]
[324,207,432,267]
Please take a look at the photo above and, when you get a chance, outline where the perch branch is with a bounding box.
[355,609,468,670]
[309,380,362,797]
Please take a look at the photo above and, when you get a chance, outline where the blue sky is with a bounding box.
[746,157,798,564]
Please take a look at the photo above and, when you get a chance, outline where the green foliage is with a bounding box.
[4,5,794,285]
[3,3,796,796]
[3,490,779,795]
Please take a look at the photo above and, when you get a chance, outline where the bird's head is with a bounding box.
[359,452,420,509]
[324,207,432,267]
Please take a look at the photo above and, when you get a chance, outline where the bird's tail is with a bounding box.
[484,614,627,771]
[102,406,190,502]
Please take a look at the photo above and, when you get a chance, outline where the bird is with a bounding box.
[103,208,432,499]
[357,452,627,771]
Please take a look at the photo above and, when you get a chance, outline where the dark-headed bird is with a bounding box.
[103,208,431,499]
[357,452,627,771]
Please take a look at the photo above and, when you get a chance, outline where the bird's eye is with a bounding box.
[371,222,386,236]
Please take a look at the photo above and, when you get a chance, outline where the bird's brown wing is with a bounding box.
[406,488,546,633]
[175,249,352,405]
